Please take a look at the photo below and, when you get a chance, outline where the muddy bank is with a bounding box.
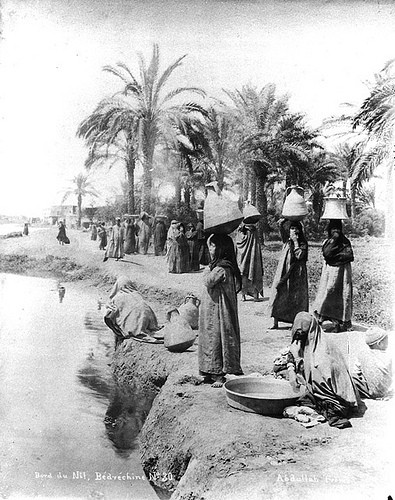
[0,228,392,500]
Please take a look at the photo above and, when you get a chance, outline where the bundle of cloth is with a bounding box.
[104,277,163,346]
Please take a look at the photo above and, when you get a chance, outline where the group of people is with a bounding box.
[103,212,391,429]
[166,220,209,274]
[268,218,354,333]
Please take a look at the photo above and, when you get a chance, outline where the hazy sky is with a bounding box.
[1,0,394,216]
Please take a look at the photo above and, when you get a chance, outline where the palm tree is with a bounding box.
[77,98,139,213]
[102,44,206,212]
[353,60,395,238]
[62,173,98,228]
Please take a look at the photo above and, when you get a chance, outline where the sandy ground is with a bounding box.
[1,228,394,500]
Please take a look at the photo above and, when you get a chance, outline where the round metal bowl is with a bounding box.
[224,376,305,416]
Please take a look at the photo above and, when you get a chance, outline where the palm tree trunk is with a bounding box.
[242,164,249,202]
[126,159,135,214]
[77,194,82,228]
[174,175,182,208]
[385,163,394,240]
[350,186,356,222]
[250,169,257,205]
[256,173,267,244]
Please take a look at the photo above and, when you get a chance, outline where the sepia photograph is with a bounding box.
[0,0,394,499]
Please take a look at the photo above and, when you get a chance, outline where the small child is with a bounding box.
[198,233,244,387]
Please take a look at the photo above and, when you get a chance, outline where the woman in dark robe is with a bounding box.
[314,219,354,332]
[153,219,167,256]
[286,312,359,429]
[268,218,308,329]
[91,223,98,241]
[23,223,29,236]
[197,220,210,265]
[56,220,69,245]
[198,233,243,387]
[97,222,107,250]
[124,218,138,254]
[236,222,263,301]
[138,212,151,255]
[185,223,200,271]
[178,223,190,273]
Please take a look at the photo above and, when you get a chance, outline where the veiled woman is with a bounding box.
[104,218,125,261]
[287,312,359,429]
[314,219,354,332]
[104,277,163,347]
[124,217,138,254]
[186,223,200,271]
[268,218,308,329]
[198,234,243,387]
[236,222,263,301]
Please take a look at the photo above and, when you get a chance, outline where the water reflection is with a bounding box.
[104,383,156,457]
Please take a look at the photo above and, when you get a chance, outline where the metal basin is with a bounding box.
[224,376,305,416]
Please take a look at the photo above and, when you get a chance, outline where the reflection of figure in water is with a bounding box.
[58,284,66,303]
[104,384,156,455]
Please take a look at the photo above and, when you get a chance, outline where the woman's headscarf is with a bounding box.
[322,219,353,266]
[109,277,136,299]
[207,233,242,292]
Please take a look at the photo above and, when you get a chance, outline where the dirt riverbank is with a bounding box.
[0,228,393,500]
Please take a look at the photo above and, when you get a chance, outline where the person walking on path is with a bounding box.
[124,217,138,255]
[23,223,29,236]
[97,222,107,250]
[153,219,167,256]
[198,233,244,387]
[91,222,98,241]
[56,220,69,245]
[268,218,308,329]
[236,222,263,301]
[186,223,200,271]
[314,219,354,332]
[104,218,125,261]
[138,212,151,255]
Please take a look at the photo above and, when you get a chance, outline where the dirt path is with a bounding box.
[1,228,393,500]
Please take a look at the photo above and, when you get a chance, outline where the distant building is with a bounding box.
[44,205,78,228]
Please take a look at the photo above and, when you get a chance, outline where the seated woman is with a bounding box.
[352,328,392,399]
[287,312,359,429]
[104,277,163,347]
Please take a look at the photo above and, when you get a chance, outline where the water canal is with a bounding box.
[0,273,157,499]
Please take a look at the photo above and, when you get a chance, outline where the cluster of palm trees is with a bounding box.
[75,45,394,238]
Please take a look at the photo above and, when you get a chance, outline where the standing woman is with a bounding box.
[236,222,263,301]
[177,223,191,273]
[91,222,98,241]
[186,223,200,271]
[104,217,125,262]
[268,218,308,329]
[153,218,167,256]
[23,222,29,236]
[138,212,151,255]
[97,222,107,250]
[314,219,354,332]
[198,233,243,387]
[124,217,138,255]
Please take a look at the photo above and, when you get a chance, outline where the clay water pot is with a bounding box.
[321,196,349,220]
[178,295,201,330]
[163,309,196,352]
[204,182,244,234]
[282,186,308,221]
[242,201,262,224]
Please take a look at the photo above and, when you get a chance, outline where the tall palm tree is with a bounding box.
[77,98,139,213]
[353,60,395,238]
[102,44,206,212]
[62,173,98,228]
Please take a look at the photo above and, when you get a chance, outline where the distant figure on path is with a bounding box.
[166,220,183,273]
[153,219,167,256]
[314,219,354,333]
[138,212,151,255]
[236,222,263,301]
[23,223,29,236]
[186,223,200,271]
[57,220,69,245]
[268,219,308,329]
[124,217,138,254]
[197,220,210,265]
[91,222,98,241]
[98,222,107,250]
[104,218,124,261]
[178,223,191,273]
